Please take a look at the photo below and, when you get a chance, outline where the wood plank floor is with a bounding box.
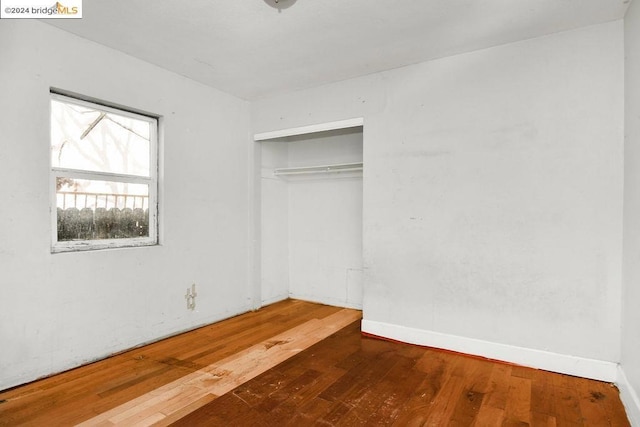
[0,299,630,426]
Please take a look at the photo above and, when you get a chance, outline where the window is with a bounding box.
[50,92,158,252]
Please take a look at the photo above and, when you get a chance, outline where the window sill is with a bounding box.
[52,237,158,254]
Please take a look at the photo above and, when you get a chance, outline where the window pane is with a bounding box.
[56,178,150,241]
[51,99,151,176]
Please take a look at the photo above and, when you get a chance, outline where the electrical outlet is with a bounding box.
[185,284,197,310]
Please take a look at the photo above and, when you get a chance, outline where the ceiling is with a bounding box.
[46,0,631,101]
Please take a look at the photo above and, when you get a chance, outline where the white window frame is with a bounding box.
[50,92,159,253]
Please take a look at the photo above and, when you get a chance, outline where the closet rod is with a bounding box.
[274,162,363,176]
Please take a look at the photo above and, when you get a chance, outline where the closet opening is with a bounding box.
[253,119,364,309]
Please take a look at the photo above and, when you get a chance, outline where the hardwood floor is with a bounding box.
[172,321,630,426]
[0,300,630,426]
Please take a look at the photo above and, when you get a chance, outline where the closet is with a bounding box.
[254,120,363,309]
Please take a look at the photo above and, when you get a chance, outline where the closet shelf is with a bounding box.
[274,162,363,176]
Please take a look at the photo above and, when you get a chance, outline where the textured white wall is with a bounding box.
[0,20,251,390]
[622,0,640,422]
[252,22,624,364]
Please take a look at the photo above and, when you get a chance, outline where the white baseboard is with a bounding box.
[361,320,618,382]
[618,366,640,426]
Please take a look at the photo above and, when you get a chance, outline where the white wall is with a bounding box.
[0,20,251,390]
[252,21,624,379]
[260,141,290,304]
[622,0,640,423]
[259,130,363,308]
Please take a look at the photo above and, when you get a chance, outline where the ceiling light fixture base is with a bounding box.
[263,0,297,10]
